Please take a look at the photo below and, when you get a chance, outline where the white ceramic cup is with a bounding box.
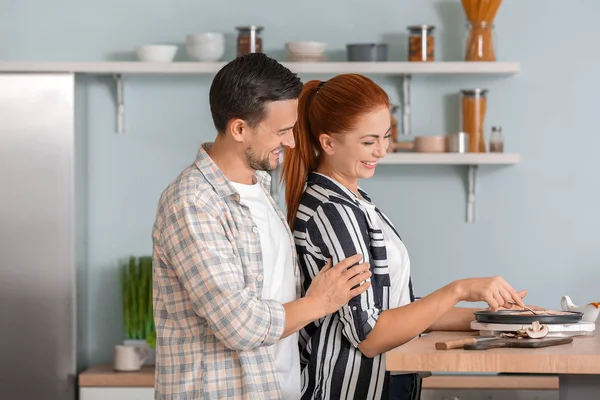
[114,345,148,372]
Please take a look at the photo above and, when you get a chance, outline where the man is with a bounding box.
[151,53,372,400]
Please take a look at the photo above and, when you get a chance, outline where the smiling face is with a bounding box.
[243,99,298,172]
[318,106,391,187]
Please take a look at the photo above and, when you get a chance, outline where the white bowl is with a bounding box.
[186,42,225,62]
[136,45,177,62]
[286,41,327,56]
[186,32,225,44]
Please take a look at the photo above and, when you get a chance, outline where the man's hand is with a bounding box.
[305,254,371,315]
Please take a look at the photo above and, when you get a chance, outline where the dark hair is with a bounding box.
[282,74,390,228]
[209,53,303,133]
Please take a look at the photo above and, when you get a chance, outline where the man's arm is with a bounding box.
[160,199,286,350]
[160,198,370,349]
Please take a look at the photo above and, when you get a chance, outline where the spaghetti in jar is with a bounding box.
[460,89,488,153]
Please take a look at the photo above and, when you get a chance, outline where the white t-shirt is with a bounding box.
[357,198,413,376]
[357,198,412,309]
[231,181,300,400]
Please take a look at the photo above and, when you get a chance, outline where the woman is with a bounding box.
[281,74,528,400]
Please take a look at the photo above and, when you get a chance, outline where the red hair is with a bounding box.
[282,74,390,228]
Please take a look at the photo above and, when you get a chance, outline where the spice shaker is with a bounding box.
[236,26,264,57]
[407,25,435,62]
[489,126,504,152]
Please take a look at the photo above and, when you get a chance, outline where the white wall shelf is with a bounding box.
[0,60,521,224]
[0,60,520,137]
[379,152,520,224]
[0,61,520,75]
[378,153,520,165]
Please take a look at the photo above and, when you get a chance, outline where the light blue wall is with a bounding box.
[3,0,599,368]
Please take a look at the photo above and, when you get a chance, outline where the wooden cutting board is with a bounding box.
[464,337,573,350]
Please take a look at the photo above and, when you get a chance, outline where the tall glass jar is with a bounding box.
[464,22,497,61]
[460,89,488,153]
[407,25,435,62]
[236,25,264,57]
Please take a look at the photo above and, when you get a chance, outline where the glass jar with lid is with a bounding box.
[489,126,504,152]
[407,25,435,62]
[236,26,264,57]
[463,21,497,61]
[460,89,488,153]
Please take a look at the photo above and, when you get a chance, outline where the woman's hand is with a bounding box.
[454,276,527,312]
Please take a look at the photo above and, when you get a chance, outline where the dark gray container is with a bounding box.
[347,43,388,61]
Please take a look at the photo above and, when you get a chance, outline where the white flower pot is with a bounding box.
[123,339,155,366]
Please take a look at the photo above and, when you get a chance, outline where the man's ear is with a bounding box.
[319,134,335,156]
[228,118,248,143]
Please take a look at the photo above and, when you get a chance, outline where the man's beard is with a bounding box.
[245,146,279,172]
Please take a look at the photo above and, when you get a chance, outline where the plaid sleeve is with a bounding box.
[305,202,380,348]
[159,198,285,350]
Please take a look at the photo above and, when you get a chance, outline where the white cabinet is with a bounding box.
[80,387,154,400]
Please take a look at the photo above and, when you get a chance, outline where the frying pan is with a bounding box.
[473,310,583,324]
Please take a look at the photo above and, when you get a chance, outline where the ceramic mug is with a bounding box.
[114,345,148,372]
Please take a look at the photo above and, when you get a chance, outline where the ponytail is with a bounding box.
[282,80,321,229]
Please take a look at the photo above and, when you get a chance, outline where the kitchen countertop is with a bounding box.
[386,328,600,374]
[79,364,154,387]
[78,364,558,390]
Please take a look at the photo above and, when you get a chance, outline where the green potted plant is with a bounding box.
[120,255,155,365]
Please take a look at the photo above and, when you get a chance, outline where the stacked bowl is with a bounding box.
[285,41,327,62]
[186,33,226,62]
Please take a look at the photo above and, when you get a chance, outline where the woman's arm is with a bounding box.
[302,201,526,358]
[425,307,483,332]
[358,282,461,358]
[358,277,526,358]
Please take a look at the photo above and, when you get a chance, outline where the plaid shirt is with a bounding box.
[152,143,301,399]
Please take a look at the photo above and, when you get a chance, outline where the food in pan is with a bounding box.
[497,310,572,316]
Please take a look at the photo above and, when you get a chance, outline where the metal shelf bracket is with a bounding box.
[467,165,478,223]
[400,74,411,136]
[113,74,125,134]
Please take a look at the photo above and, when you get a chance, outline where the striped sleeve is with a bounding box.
[305,201,381,347]
[159,198,285,350]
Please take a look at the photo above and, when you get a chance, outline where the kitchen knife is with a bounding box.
[435,336,498,350]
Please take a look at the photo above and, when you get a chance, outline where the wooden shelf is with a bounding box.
[379,153,520,165]
[0,61,520,75]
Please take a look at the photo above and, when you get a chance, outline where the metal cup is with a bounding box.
[448,132,469,153]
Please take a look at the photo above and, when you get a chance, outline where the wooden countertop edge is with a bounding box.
[423,375,558,390]
[78,365,558,390]
[79,365,154,387]
[386,352,600,375]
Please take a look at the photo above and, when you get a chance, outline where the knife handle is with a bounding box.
[435,337,478,350]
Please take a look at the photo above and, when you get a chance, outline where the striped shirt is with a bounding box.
[152,143,301,399]
[293,172,417,400]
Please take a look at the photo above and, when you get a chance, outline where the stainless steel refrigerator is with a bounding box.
[0,73,77,399]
